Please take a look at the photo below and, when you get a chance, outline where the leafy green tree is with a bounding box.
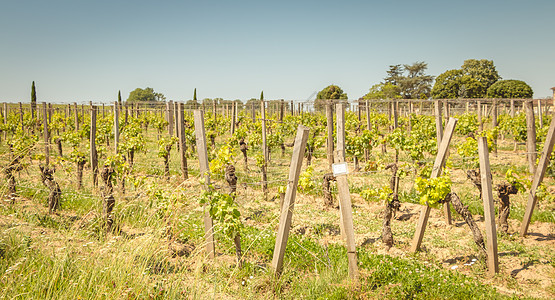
[487,80,533,98]
[384,65,403,86]
[315,84,347,111]
[431,69,484,99]
[31,81,37,118]
[431,59,500,99]
[399,62,434,99]
[461,59,500,92]
[382,62,433,99]
[363,83,401,100]
[126,87,164,102]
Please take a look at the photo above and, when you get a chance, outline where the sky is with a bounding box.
[1,0,554,103]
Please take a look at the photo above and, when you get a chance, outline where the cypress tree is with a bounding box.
[118,90,122,106]
[31,81,37,118]
[193,88,197,101]
[260,91,264,101]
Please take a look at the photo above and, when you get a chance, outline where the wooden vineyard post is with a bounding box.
[477,100,483,132]
[520,116,555,236]
[178,103,188,180]
[271,125,310,275]
[492,99,498,156]
[193,110,216,258]
[230,102,236,135]
[73,102,79,131]
[410,118,458,252]
[42,103,50,166]
[434,100,452,225]
[114,101,119,154]
[393,100,398,129]
[525,100,537,175]
[434,100,443,144]
[261,100,269,199]
[2,103,7,141]
[335,102,358,279]
[90,106,98,187]
[538,100,543,128]
[365,100,371,160]
[280,99,284,122]
[326,101,334,170]
[477,137,499,275]
[174,101,179,138]
[18,102,24,132]
[167,101,174,136]
[124,102,128,125]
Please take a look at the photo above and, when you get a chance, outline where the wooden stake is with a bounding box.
[477,137,499,275]
[326,102,334,170]
[525,100,537,175]
[520,116,555,236]
[411,118,458,252]
[90,106,98,187]
[261,100,269,198]
[178,103,188,180]
[271,125,310,275]
[434,100,452,225]
[193,109,216,258]
[114,101,119,154]
[335,102,358,279]
[43,103,49,166]
[477,100,483,132]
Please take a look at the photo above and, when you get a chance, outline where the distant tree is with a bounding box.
[384,65,403,86]
[118,90,122,106]
[431,69,484,99]
[399,62,434,99]
[193,88,197,101]
[431,59,500,99]
[363,83,401,100]
[31,81,37,118]
[461,59,500,92]
[381,62,433,99]
[315,84,347,111]
[260,91,264,101]
[126,87,164,102]
[487,80,533,98]
[186,99,199,109]
[246,98,260,110]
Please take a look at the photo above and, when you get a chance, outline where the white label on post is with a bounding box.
[332,162,348,176]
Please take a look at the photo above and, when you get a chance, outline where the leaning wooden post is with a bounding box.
[178,103,188,180]
[411,118,458,252]
[525,100,537,175]
[114,102,119,154]
[90,106,98,187]
[261,100,269,198]
[193,110,216,258]
[326,101,334,170]
[271,125,310,275]
[520,116,555,236]
[42,103,50,166]
[434,100,452,225]
[335,102,358,279]
[477,137,499,275]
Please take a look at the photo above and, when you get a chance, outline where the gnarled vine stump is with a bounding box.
[444,193,487,256]
[496,182,518,233]
[39,165,61,214]
[101,165,116,231]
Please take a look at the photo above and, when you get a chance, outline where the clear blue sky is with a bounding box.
[1,0,554,103]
